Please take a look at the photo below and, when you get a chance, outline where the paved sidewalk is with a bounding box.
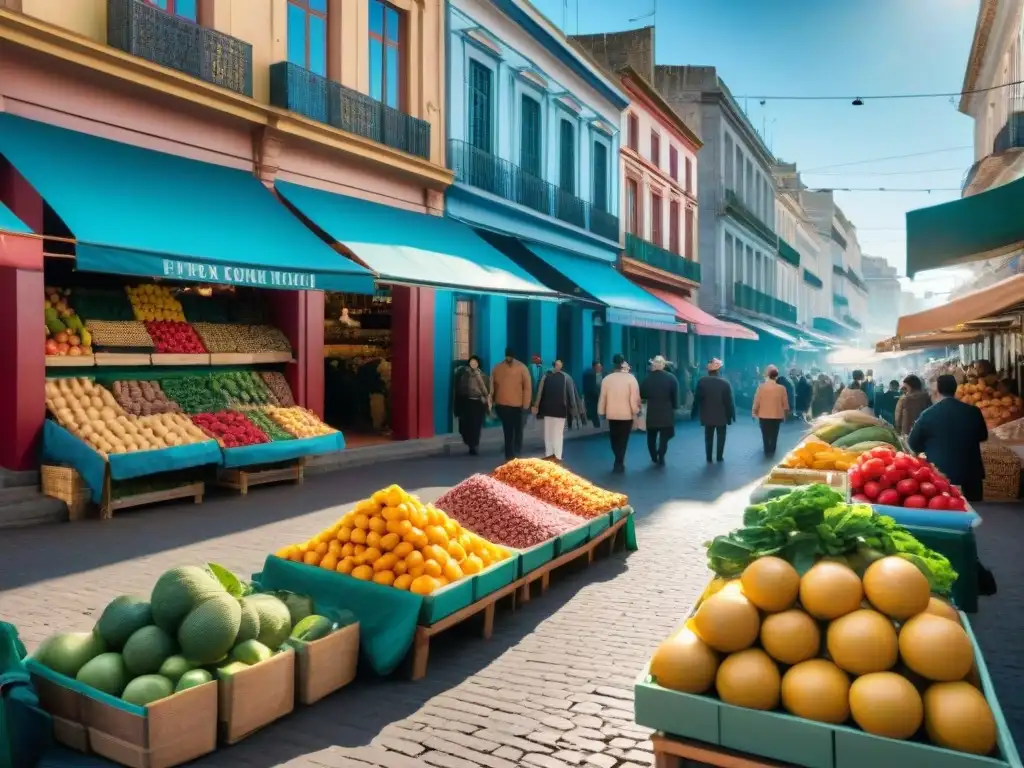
[3,420,1021,767]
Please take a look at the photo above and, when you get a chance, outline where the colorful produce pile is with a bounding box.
[261,372,296,406]
[492,458,628,517]
[112,380,181,416]
[956,379,1023,428]
[705,485,956,593]
[84,320,154,350]
[145,321,207,354]
[191,410,270,448]
[126,284,186,323]
[160,376,229,414]
[849,445,968,511]
[276,484,511,595]
[44,287,92,357]
[193,323,292,355]
[435,474,587,549]
[211,371,279,406]
[267,406,336,438]
[244,408,294,441]
[807,410,902,450]
[778,439,861,471]
[649,553,995,756]
[30,563,345,706]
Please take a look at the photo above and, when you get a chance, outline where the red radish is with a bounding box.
[903,494,927,508]
[912,467,933,484]
[892,456,913,471]
[947,496,968,511]
[869,447,895,460]
[932,479,950,494]
[876,489,901,506]
[950,486,963,499]
[918,481,937,498]
[882,468,907,485]
[862,481,881,500]
[877,475,894,490]
[895,478,919,497]
[861,458,885,480]
[848,469,864,490]
[927,495,950,510]
[907,457,922,469]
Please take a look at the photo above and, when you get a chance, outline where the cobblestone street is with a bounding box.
[3,420,1021,768]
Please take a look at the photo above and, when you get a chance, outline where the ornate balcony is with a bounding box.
[448,140,618,241]
[270,62,431,160]
[733,282,798,325]
[723,189,777,246]
[107,0,253,97]
[624,233,701,283]
[777,237,801,268]
[803,268,823,289]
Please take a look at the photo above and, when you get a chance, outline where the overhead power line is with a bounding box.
[808,187,960,193]
[801,147,971,172]
[734,78,1024,102]
[806,167,964,177]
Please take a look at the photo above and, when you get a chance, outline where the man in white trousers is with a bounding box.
[531,359,581,462]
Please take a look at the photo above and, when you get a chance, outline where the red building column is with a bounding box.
[268,289,325,418]
[0,159,46,471]
[390,286,435,440]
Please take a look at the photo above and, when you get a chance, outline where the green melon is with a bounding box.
[33,631,106,678]
[174,669,213,692]
[157,655,194,684]
[95,596,153,650]
[290,615,334,642]
[150,566,226,633]
[232,639,272,665]
[76,653,129,697]
[122,626,178,677]
[178,593,242,665]
[122,675,174,706]
[248,594,292,650]
[236,598,261,644]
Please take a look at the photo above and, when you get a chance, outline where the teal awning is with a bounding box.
[522,243,681,331]
[0,201,30,235]
[275,181,555,297]
[0,114,374,292]
[778,238,801,268]
[724,313,798,344]
[906,175,1024,277]
[803,268,823,289]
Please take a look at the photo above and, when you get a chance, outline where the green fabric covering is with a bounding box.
[255,556,422,676]
[1,623,53,768]
[623,513,638,551]
[902,525,979,613]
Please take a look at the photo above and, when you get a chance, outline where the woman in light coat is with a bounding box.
[753,366,790,457]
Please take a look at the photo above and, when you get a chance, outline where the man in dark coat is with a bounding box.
[581,361,603,428]
[776,371,797,421]
[640,355,679,466]
[691,358,736,463]
[908,374,988,501]
[794,371,813,419]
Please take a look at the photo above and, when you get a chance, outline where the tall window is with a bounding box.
[520,95,542,176]
[651,193,663,246]
[734,146,743,191]
[684,157,693,194]
[468,61,493,152]
[369,0,403,109]
[669,201,680,254]
[626,179,639,235]
[650,131,661,167]
[745,158,754,204]
[669,146,678,181]
[724,134,734,187]
[559,119,576,194]
[684,207,694,259]
[627,113,639,151]
[287,0,327,77]
[592,141,608,212]
[144,0,197,20]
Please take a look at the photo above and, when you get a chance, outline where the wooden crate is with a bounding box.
[981,443,1021,502]
[41,464,92,521]
[101,467,204,520]
[653,733,789,768]
[219,459,304,495]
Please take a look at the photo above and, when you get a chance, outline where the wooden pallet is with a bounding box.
[652,733,787,768]
[219,459,304,495]
[100,471,204,520]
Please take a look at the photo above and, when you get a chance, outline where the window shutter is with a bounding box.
[559,120,575,194]
[520,96,541,176]
[468,61,492,152]
[592,142,608,211]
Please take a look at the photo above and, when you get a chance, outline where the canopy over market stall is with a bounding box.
[641,286,758,340]
[895,274,1024,338]
[875,330,986,353]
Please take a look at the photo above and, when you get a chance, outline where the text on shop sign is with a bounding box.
[161,259,317,289]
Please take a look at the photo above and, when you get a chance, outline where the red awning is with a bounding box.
[644,286,759,340]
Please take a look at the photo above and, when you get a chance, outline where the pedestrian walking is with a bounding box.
[776,370,796,422]
[532,359,581,462]
[490,347,532,461]
[582,361,603,428]
[833,370,869,413]
[454,355,490,455]
[795,370,813,420]
[598,354,641,473]
[753,366,790,457]
[811,373,835,417]
[691,358,736,463]
[895,374,932,436]
[639,355,679,466]
[873,379,900,425]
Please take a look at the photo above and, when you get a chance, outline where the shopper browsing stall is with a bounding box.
[896,374,932,436]
[491,348,532,461]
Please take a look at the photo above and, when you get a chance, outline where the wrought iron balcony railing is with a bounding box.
[270,62,431,159]
[448,140,619,241]
[833,293,849,307]
[994,111,1024,154]
[624,233,701,283]
[107,0,253,97]
[733,282,798,325]
[777,237,801,268]
[803,268,823,289]
[723,189,777,246]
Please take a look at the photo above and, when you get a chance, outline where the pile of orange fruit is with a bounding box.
[492,458,628,518]
[274,484,511,595]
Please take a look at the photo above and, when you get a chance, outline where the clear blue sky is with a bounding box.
[533,0,980,296]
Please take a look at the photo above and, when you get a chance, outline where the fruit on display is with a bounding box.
[44,287,92,357]
[160,376,229,414]
[85,320,154,350]
[191,410,269,448]
[956,379,1023,428]
[848,444,968,511]
[434,474,589,549]
[261,372,296,406]
[192,323,292,354]
[275,484,512,595]
[491,458,629,517]
[126,284,186,323]
[211,371,279,406]
[648,554,996,755]
[243,408,294,441]
[778,439,862,471]
[146,321,206,354]
[112,379,181,416]
[266,406,336,438]
[809,410,902,447]
[31,564,333,707]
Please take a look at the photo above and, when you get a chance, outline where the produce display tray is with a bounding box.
[94,353,152,366]
[765,467,848,490]
[870,503,981,531]
[472,557,517,602]
[46,355,96,368]
[209,353,260,365]
[611,505,633,523]
[555,519,591,555]
[251,352,293,364]
[151,353,211,366]
[634,581,1021,768]
[515,539,557,578]
[588,511,612,538]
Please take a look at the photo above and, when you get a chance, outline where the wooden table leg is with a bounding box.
[587,546,596,565]
[482,602,496,639]
[517,581,532,604]
[540,571,551,594]
[410,628,430,681]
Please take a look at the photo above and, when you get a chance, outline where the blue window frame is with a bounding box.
[520,95,542,177]
[558,119,575,194]
[468,60,493,152]
[592,140,608,211]
[287,0,328,78]
[369,0,403,109]
[144,0,197,20]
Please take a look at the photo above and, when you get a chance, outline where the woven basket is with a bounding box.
[981,443,1022,502]
[41,464,92,521]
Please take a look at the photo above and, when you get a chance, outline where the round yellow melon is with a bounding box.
[781,659,850,724]
[923,596,961,624]
[849,672,923,739]
[799,561,863,620]
[863,557,931,620]
[740,556,799,613]
[649,628,718,694]
[760,609,821,665]
[899,613,974,682]
[692,584,760,653]
[715,649,780,711]
[924,682,996,755]
[827,609,898,675]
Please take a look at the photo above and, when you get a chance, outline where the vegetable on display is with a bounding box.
[191,410,269,448]
[849,445,968,511]
[160,377,228,414]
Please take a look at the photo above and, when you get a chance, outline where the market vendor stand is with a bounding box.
[218,459,305,495]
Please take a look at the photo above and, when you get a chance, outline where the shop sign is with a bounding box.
[161,259,317,289]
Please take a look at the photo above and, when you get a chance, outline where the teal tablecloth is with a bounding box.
[221,431,345,468]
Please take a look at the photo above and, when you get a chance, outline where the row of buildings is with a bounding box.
[0,0,876,468]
